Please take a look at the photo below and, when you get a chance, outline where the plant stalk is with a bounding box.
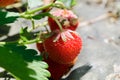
[50,15,63,32]
[20,3,54,17]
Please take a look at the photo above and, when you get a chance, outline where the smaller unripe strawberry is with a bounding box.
[36,42,44,53]
[36,42,49,59]
[36,31,48,53]
[0,0,19,7]
[48,9,79,31]
[43,29,82,64]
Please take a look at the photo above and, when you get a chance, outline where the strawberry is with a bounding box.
[36,42,44,53]
[36,42,49,59]
[36,42,77,80]
[36,32,49,58]
[48,9,79,31]
[43,29,82,64]
[0,0,18,7]
[44,57,74,80]
[36,31,49,53]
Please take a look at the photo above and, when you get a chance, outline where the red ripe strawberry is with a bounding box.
[36,42,49,59]
[0,0,18,7]
[44,57,74,80]
[43,29,82,64]
[48,9,79,31]
[36,42,44,53]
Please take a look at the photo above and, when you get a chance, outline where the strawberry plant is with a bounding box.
[0,0,82,80]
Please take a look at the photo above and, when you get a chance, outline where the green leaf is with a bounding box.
[0,44,50,80]
[0,25,10,37]
[32,12,50,20]
[28,0,44,9]
[20,27,36,42]
[57,0,77,9]
[0,10,20,26]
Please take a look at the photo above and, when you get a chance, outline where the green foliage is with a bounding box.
[19,27,40,44]
[20,27,33,42]
[0,43,50,80]
[0,10,19,26]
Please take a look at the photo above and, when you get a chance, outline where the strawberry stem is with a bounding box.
[0,38,41,45]
[50,15,63,32]
[28,3,53,14]
[0,41,18,45]
[20,3,54,18]
[28,22,48,32]
[53,1,66,9]
[54,17,63,31]
[20,2,66,19]
[19,38,40,45]
[31,18,35,29]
